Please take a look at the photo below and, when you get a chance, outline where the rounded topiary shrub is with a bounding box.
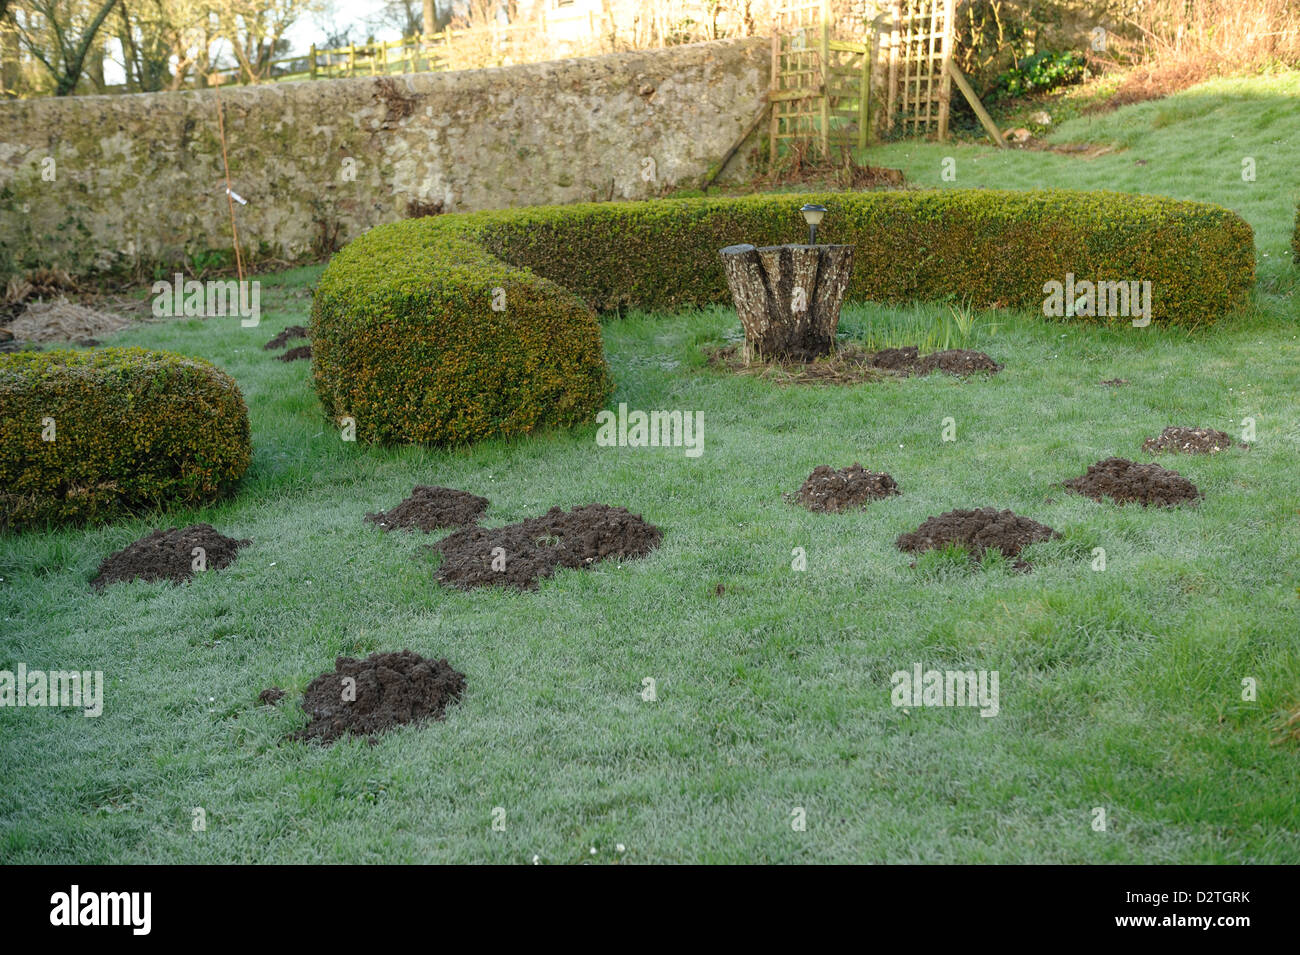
[310,225,612,446]
[0,348,251,530]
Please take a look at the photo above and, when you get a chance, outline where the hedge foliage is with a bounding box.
[1292,205,1299,264]
[463,191,1254,325]
[310,229,611,446]
[0,348,251,530]
[316,188,1253,444]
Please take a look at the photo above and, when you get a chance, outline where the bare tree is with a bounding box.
[213,0,316,83]
[9,0,121,94]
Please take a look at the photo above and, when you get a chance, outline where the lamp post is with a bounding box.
[800,204,827,245]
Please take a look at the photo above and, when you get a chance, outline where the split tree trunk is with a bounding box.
[719,243,854,361]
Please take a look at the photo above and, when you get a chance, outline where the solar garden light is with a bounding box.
[800,204,827,245]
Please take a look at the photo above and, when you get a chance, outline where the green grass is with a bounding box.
[2,75,1299,864]
[862,72,1300,301]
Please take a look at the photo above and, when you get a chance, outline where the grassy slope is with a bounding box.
[1,75,1298,864]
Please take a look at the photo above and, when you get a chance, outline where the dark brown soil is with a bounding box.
[896,508,1060,569]
[365,485,489,532]
[276,345,311,362]
[705,343,1002,385]
[789,463,900,512]
[293,651,466,745]
[868,346,1003,377]
[433,503,662,591]
[1141,426,1240,455]
[258,687,285,706]
[706,343,884,385]
[264,325,309,350]
[1063,457,1201,506]
[91,523,250,590]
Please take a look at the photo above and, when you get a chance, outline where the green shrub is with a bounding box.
[991,50,1087,102]
[1292,205,1299,264]
[464,190,1252,326]
[316,189,1253,444]
[0,348,251,530]
[310,230,611,446]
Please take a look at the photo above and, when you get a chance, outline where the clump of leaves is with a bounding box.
[992,51,1087,101]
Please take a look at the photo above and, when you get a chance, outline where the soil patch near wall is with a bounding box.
[5,299,134,343]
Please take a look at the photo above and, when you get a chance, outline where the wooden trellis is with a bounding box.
[768,0,872,164]
[886,0,955,139]
[769,0,828,162]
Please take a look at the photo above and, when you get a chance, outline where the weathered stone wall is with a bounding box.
[0,38,768,278]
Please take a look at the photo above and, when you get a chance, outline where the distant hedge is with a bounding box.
[0,348,251,530]
[463,191,1254,325]
[315,189,1254,444]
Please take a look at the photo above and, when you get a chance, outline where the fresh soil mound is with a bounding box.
[6,299,133,343]
[293,651,466,744]
[258,687,285,706]
[365,485,488,532]
[868,346,1003,377]
[896,507,1059,568]
[1064,457,1201,506]
[91,523,250,589]
[264,325,309,350]
[1141,426,1238,455]
[789,463,899,512]
[276,345,311,362]
[434,503,661,591]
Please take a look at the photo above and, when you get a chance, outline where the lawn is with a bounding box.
[1,74,1298,864]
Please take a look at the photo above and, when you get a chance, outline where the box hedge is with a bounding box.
[462,191,1253,324]
[314,189,1253,445]
[310,230,611,446]
[0,348,251,530]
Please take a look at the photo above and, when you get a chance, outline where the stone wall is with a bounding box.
[0,38,769,278]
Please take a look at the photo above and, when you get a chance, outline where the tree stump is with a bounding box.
[719,243,854,361]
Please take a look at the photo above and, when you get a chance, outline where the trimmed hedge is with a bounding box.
[315,189,1254,444]
[311,230,612,446]
[463,191,1254,324]
[0,348,251,530]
